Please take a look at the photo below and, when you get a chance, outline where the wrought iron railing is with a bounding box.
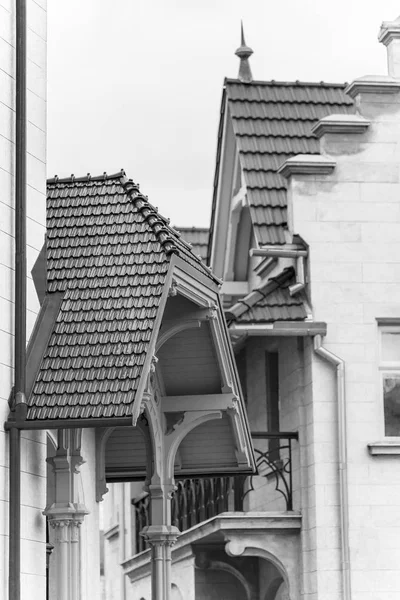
[245,431,298,511]
[171,475,246,531]
[133,432,298,554]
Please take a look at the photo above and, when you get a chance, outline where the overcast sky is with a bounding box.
[47,1,400,228]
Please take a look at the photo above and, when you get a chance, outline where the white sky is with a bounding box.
[47,1,400,228]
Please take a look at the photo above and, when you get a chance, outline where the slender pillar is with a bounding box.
[46,514,86,600]
[44,430,88,600]
[141,526,179,600]
[140,483,179,600]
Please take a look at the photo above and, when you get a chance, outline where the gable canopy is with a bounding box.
[9,170,256,478]
[6,170,255,480]
[26,172,218,421]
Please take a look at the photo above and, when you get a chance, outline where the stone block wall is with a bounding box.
[0,1,47,598]
[286,64,400,599]
[244,336,303,513]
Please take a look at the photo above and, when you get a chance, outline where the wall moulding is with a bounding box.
[367,441,400,455]
[311,114,370,137]
[278,154,336,179]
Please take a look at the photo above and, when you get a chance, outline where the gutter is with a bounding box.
[313,335,351,600]
[9,2,27,598]
[250,246,308,259]
[5,417,134,431]
[229,322,327,337]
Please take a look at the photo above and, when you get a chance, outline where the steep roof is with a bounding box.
[226,268,307,324]
[177,227,209,262]
[209,79,355,255]
[27,171,216,421]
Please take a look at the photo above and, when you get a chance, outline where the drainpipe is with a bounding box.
[288,255,305,296]
[250,247,307,296]
[9,1,28,599]
[313,335,351,600]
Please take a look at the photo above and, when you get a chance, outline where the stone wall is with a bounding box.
[285,30,400,598]
[0,1,47,598]
[244,336,303,513]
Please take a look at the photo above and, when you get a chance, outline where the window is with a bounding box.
[266,352,280,460]
[379,326,400,437]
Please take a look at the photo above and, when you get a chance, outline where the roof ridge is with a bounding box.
[227,267,294,321]
[47,170,127,185]
[122,179,180,257]
[122,180,220,283]
[225,78,348,88]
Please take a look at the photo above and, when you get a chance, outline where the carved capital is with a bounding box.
[168,278,178,297]
[46,508,87,543]
[206,305,218,320]
[140,524,180,548]
[227,396,240,415]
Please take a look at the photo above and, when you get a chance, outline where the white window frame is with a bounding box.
[378,325,400,440]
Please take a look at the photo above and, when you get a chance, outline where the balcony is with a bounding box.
[133,431,298,553]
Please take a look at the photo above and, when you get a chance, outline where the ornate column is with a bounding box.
[47,512,87,600]
[139,378,181,600]
[140,482,180,600]
[44,429,89,600]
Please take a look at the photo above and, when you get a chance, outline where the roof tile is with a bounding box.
[27,172,215,421]
[228,269,308,323]
[224,80,355,246]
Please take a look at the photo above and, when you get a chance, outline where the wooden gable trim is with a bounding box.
[131,260,175,426]
[209,101,238,279]
[26,292,64,402]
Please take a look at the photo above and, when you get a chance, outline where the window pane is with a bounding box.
[382,332,400,363]
[383,376,400,436]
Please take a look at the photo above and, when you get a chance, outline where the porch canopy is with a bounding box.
[6,171,254,598]
[7,169,254,468]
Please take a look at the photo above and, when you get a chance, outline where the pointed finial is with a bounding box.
[235,21,253,83]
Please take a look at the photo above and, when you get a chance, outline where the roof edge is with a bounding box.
[47,170,127,185]
[226,267,294,321]
[225,78,349,88]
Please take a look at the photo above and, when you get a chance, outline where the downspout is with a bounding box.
[250,247,308,296]
[9,1,28,599]
[313,335,351,600]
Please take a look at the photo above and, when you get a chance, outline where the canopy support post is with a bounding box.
[141,482,179,600]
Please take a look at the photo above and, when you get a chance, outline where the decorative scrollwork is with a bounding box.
[242,433,297,511]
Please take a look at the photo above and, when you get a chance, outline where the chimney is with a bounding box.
[379,15,400,78]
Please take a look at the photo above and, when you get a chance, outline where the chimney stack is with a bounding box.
[379,15,400,78]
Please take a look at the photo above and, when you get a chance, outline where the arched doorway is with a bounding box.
[195,567,248,600]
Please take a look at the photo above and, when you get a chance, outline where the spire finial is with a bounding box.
[235,21,253,83]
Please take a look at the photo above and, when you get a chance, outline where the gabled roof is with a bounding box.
[27,171,217,421]
[208,79,354,257]
[226,268,307,324]
[176,227,209,262]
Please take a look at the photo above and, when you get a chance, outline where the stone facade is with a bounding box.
[0,1,47,598]
[284,32,400,596]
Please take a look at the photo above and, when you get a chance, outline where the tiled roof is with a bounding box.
[176,227,209,262]
[216,80,355,247]
[226,268,307,324]
[27,171,216,421]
